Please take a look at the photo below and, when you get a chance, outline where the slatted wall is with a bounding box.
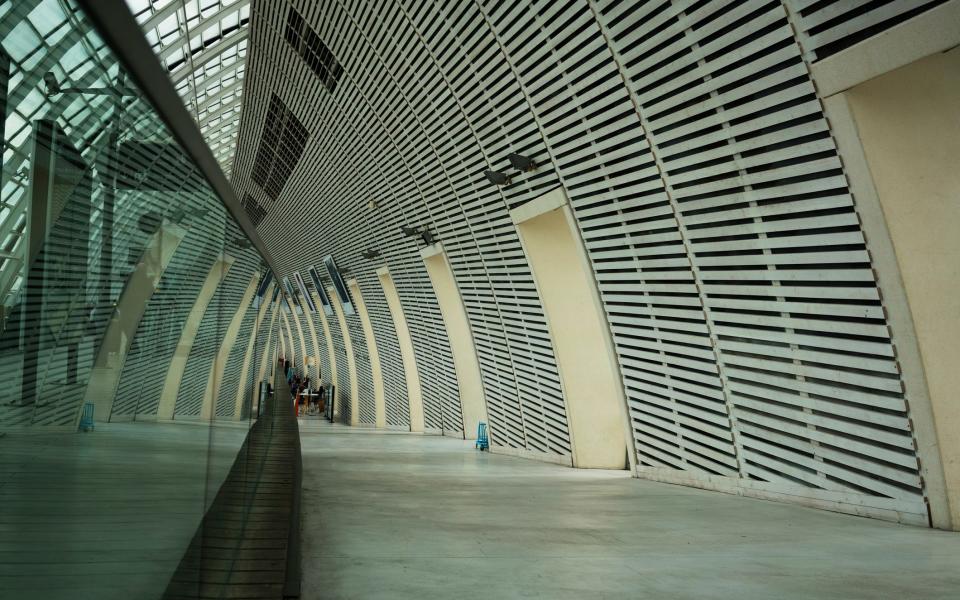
[215,270,262,418]
[242,287,277,419]
[340,288,377,425]
[591,0,926,523]
[113,215,226,418]
[400,1,567,449]
[233,0,462,435]
[785,0,946,61]
[359,275,411,428]
[308,294,333,387]
[225,0,936,523]
[292,303,320,382]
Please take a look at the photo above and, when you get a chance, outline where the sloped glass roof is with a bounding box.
[124,0,250,179]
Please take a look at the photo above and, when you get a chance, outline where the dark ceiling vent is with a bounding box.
[241,192,268,227]
[284,7,343,94]
[250,94,308,200]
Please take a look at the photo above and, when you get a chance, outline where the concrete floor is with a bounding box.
[0,421,250,600]
[300,423,960,600]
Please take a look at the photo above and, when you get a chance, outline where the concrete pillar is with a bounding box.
[376,267,424,433]
[200,270,260,420]
[348,278,386,428]
[420,245,487,439]
[329,285,359,425]
[234,282,275,419]
[254,296,280,415]
[288,304,309,372]
[277,312,287,362]
[511,188,631,469]
[281,311,296,366]
[83,223,186,423]
[823,46,960,528]
[301,297,324,383]
[156,254,234,420]
[312,292,339,418]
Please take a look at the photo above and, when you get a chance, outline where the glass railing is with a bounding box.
[0,1,276,598]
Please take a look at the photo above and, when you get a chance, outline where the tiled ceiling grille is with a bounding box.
[251,93,308,200]
[284,6,344,93]
[241,192,268,227]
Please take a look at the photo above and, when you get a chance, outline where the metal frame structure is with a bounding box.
[76,0,276,276]
[124,0,251,177]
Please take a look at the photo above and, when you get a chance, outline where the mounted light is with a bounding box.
[43,72,61,96]
[484,170,511,186]
[508,152,537,172]
[400,225,419,237]
[420,230,436,245]
[361,249,381,260]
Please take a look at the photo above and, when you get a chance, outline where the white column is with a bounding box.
[234,282,275,419]
[511,188,631,469]
[376,267,425,432]
[329,285,359,425]
[200,270,260,420]
[348,278,386,428]
[419,245,487,439]
[156,254,234,420]
[84,223,186,423]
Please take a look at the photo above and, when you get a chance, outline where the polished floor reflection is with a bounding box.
[0,422,249,600]
[300,424,960,600]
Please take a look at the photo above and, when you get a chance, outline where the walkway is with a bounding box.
[300,426,960,600]
[0,421,249,599]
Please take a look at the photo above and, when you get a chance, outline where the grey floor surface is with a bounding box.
[300,423,960,600]
[0,421,250,600]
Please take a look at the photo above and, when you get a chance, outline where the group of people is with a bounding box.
[283,359,326,415]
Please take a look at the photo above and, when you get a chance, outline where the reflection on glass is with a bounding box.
[0,2,275,598]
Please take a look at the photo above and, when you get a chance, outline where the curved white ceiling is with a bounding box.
[125,0,250,178]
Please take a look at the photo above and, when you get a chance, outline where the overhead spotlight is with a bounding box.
[367,199,379,210]
[400,225,419,237]
[43,72,61,96]
[420,230,436,245]
[508,153,537,172]
[361,249,381,260]
[484,169,511,186]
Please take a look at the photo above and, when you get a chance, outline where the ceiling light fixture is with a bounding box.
[508,152,537,172]
[400,224,438,246]
[484,169,511,186]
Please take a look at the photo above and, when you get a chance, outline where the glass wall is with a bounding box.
[0,1,276,598]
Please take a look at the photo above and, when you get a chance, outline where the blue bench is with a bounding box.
[79,403,95,432]
[475,422,489,451]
